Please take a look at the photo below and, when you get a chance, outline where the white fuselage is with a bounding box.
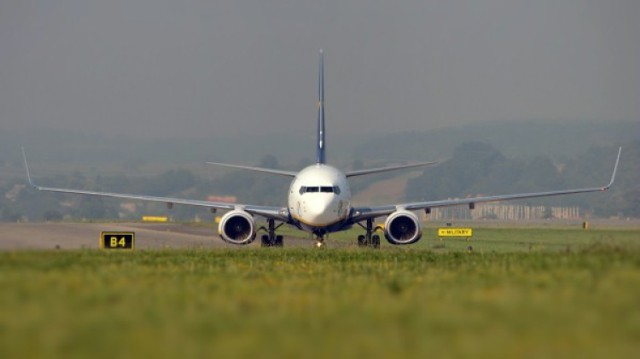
[287,164,351,232]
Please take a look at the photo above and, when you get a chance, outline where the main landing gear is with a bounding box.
[357,218,381,248]
[260,219,284,247]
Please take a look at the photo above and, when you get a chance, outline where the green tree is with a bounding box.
[43,210,63,222]
[406,142,506,201]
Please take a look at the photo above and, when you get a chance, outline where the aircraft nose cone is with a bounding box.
[303,196,338,226]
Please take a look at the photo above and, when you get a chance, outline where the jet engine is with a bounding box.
[218,210,257,245]
[384,210,423,245]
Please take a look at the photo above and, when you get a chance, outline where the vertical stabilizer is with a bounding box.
[316,50,326,164]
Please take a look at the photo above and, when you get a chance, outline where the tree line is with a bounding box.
[1,141,638,222]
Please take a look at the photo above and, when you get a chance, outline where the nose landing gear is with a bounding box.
[313,231,327,248]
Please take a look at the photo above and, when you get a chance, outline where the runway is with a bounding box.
[0,222,309,250]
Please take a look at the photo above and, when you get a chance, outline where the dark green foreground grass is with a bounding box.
[1,230,639,358]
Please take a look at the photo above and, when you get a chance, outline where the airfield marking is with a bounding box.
[100,231,135,250]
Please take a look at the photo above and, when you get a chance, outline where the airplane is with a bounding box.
[22,50,622,248]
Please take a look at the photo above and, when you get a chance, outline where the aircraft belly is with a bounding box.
[292,216,350,233]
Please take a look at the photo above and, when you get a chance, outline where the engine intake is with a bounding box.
[384,210,422,245]
[218,210,256,245]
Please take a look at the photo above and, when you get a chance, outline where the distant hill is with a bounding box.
[0,127,370,169]
[353,120,639,162]
[1,119,636,175]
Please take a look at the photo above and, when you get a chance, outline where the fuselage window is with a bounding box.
[333,186,341,195]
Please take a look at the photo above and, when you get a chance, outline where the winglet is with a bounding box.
[603,147,622,190]
[316,49,326,164]
[21,147,38,189]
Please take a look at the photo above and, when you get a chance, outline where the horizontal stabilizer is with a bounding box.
[206,162,297,177]
[345,161,439,177]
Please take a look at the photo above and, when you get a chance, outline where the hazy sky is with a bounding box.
[1,0,638,138]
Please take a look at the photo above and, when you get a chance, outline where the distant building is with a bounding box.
[206,195,237,203]
[427,203,581,221]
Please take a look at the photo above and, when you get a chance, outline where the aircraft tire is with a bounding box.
[274,235,284,247]
[261,234,272,247]
[371,235,380,249]
[357,235,366,247]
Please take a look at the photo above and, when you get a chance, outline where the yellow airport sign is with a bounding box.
[438,228,473,237]
[142,216,168,222]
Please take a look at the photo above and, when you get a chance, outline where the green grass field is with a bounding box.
[1,227,639,358]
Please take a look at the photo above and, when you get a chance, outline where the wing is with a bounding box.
[22,148,288,221]
[350,147,621,223]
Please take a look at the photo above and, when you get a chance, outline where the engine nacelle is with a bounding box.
[218,210,257,245]
[384,210,423,245]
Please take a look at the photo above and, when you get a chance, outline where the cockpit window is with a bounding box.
[299,186,341,195]
[299,186,318,194]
